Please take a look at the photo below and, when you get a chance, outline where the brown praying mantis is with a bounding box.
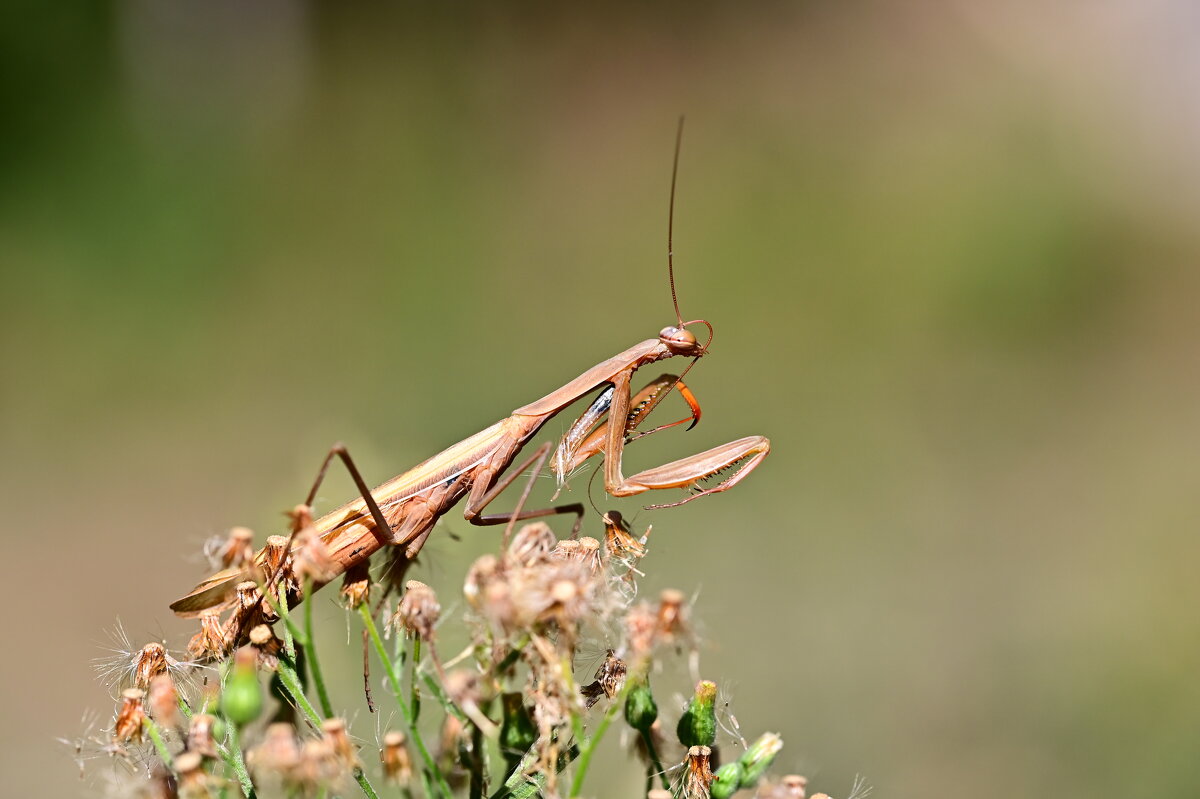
[170,122,770,623]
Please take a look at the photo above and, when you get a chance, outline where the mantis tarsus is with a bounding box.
[170,122,771,624]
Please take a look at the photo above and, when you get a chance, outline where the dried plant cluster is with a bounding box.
[79,508,856,799]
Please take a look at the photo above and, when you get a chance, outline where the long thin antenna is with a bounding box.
[668,115,685,328]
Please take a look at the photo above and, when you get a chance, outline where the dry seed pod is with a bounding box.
[341,561,371,609]
[506,522,557,567]
[187,714,219,758]
[112,689,146,743]
[147,674,180,729]
[394,580,440,639]
[381,730,413,785]
[247,722,301,777]
[188,611,227,660]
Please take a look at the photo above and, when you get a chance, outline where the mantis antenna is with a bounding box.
[668,115,685,329]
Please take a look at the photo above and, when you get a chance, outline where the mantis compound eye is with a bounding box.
[659,326,700,354]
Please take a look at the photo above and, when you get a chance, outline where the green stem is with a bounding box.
[141,717,174,769]
[275,655,323,728]
[640,728,671,790]
[353,769,380,799]
[263,587,307,649]
[568,696,625,798]
[303,584,334,717]
[410,636,422,723]
[359,603,454,799]
[225,723,257,799]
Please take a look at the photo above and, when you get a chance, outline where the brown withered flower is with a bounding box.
[206,525,255,570]
[291,526,338,586]
[682,745,715,799]
[381,730,413,786]
[175,750,215,799]
[246,722,301,780]
[147,674,181,730]
[248,624,283,671]
[187,713,219,759]
[505,522,557,568]
[756,775,809,799]
[392,580,440,640]
[340,561,371,609]
[112,689,146,744]
[188,610,227,661]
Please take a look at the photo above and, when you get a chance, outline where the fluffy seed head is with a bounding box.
[340,561,371,609]
[506,522,557,567]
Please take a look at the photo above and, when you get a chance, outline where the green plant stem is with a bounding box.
[568,682,629,798]
[141,717,174,769]
[303,584,334,717]
[225,723,257,799]
[640,728,671,791]
[410,636,422,723]
[359,603,454,799]
[275,654,323,728]
[274,654,380,799]
[263,587,307,650]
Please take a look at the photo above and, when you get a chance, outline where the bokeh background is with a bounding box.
[3,2,1199,797]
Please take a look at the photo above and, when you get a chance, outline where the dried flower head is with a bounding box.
[247,624,282,671]
[756,775,809,799]
[381,730,413,786]
[95,626,190,691]
[175,750,215,799]
[340,561,371,609]
[187,714,219,759]
[682,745,715,799]
[112,689,146,744]
[188,610,228,661]
[392,580,440,639]
[247,722,301,780]
[576,536,603,574]
[206,526,255,570]
[147,674,180,730]
[464,554,502,610]
[292,523,339,586]
[506,522,557,567]
[321,718,360,770]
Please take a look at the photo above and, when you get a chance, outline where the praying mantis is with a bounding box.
[170,121,770,622]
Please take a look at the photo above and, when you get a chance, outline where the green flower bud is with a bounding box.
[710,761,745,799]
[222,648,263,726]
[676,680,717,748]
[624,674,659,733]
[737,732,783,788]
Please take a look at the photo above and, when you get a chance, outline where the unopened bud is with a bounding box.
[712,761,746,799]
[676,680,718,748]
[624,673,659,732]
[738,732,783,787]
[222,647,263,725]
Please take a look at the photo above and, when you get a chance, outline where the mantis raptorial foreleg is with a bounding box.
[602,367,771,507]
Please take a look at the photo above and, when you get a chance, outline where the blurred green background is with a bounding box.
[4,2,1200,797]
